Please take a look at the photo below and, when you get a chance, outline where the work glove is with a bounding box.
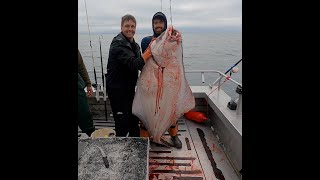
[142,47,152,61]
[143,37,156,61]
[86,85,93,97]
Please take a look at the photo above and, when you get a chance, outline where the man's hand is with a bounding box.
[172,29,180,38]
[86,86,93,97]
[143,47,152,62]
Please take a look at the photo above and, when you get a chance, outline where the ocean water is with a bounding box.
[78,31,242,97]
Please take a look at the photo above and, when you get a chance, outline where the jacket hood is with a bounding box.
[152,12,167,38]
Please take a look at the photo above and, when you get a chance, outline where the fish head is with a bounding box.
[151,25,182,62]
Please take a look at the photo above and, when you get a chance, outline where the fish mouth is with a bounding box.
[166,25,180,42]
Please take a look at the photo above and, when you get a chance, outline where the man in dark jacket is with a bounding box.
[105,14,152,137]
[140,12,182,148]
[78,49,95,137]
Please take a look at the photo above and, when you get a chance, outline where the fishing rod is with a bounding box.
[224,58,242,75]
[84,0,98,88]
[158,0,173,25]
[98,36,105,88]
[99,35,108,121]
[169,0,173,25]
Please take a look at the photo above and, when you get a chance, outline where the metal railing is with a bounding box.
[184,70,242,116]
[185,70,241,87]
[87,69,242,115]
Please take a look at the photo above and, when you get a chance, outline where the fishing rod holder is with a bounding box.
[94,83,107,102]
[235,85,242,116]
[227,85,242,116]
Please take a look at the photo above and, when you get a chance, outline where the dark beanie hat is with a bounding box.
[152,12,167,37]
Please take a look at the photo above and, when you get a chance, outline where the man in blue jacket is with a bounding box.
[140,12,182,148]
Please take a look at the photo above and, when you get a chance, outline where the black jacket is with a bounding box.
[105,32,145,89]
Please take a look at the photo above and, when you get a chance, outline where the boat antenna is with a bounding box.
[99,35,108,121]
[84,0,98,88]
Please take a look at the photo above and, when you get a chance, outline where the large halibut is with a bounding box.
[132,25,195,144]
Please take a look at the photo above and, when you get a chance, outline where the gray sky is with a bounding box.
[78,0,242,34]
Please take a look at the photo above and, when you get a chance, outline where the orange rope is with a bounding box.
[208,76,231,96]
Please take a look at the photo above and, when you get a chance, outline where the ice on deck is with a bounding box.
[78,137,149,180]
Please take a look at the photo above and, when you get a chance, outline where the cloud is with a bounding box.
[78,0,241,34]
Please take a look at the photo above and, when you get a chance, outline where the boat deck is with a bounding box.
[79,115,240,180]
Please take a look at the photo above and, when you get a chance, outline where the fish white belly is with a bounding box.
[133,26,195,144]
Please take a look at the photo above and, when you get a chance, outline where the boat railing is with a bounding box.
[185,70,241,87]
[87,69,242,115]
[87,69,241,86]
[185,70,242,116]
